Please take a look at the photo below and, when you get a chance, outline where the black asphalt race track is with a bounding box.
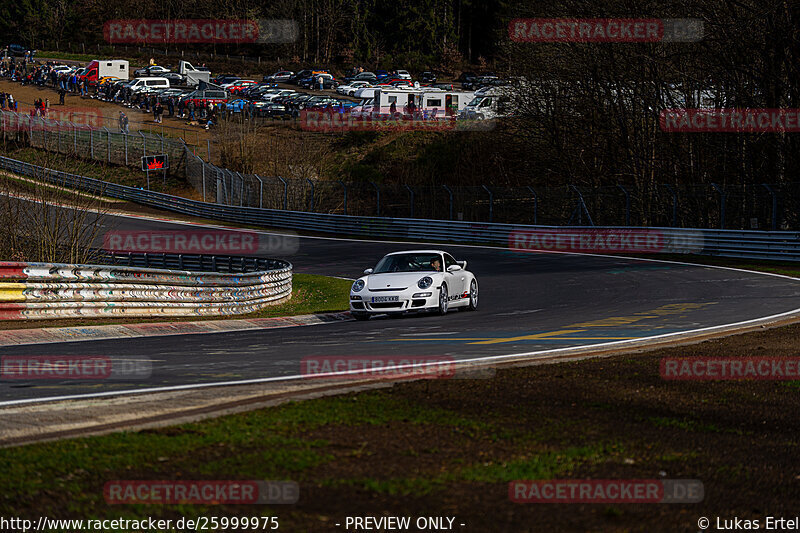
[1,210,799,403]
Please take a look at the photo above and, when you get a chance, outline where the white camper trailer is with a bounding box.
[372,87,475,118]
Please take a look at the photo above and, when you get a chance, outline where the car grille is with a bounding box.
[369,287,407,292]
[370,302,404,309]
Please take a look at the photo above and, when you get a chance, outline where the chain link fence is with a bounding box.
[0,110,189,181]
[185,153,797,229]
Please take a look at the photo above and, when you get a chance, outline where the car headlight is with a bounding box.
[418,276,433,289]
[352,279,365,292]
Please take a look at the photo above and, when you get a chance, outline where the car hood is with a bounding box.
[366,272,439,290]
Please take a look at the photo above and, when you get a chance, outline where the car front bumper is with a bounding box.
[350,288,439,314]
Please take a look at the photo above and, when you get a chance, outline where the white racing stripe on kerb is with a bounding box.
[1,306,799,408]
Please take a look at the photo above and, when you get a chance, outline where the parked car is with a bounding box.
[7,44,29,57]
[337,81,372,96]
[421,71,437,83]
[97,76,122,86]
[224,80,256,94]
[375,70,389,80]
[464,75,503,90]
[456,71,478,85]
[133,65,171,77]
[288,70,313,84]
[241,82,274,97]
[278,93,314,108]
[182,89,228,107]
[161,72,184,84]
[246,85,281,99]
[225,99,250,113]
[302,95,341,109]
[394,70,412,80]
[291,69,330,85]
[299,73,339,90]
[345,71,377,83]
[263,71,294,83]
[255,102,294,119]
[128,77,170,94]
[157,88,187,103]
[212,74,239,85]
[261,89,297,101]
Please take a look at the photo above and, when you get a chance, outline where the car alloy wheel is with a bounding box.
[467,279,478,310]
[438,284,448,315]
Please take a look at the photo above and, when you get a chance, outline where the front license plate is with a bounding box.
[371,296,399,303]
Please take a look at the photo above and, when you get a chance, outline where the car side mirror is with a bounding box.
[447,265,462,272]
[363,268,373,275]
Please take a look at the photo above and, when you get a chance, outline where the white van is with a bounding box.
[351,87,381,118]
[128,77,170,94]
[460,86,513,120]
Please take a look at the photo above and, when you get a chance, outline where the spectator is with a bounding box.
[119,111,128,133]
[58,87,66,105]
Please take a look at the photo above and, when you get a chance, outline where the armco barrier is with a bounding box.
[2,156,800,261]
[0,253,292,320]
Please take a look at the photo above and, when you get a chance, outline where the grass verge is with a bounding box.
[3,319,800,530]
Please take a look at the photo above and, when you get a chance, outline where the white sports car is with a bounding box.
[350,250,478,320]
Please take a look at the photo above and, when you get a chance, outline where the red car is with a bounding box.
[224,80,256,95]
[377,79,413,87]
[182,89,228,107]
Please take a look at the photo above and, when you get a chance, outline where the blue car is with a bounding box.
[375,70,389,80]
[226,99,249,113]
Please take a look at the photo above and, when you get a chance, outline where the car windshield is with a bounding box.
[373,253,442,273]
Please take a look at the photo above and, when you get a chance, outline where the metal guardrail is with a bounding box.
[0,253,292,320]
[2,155,800,262]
